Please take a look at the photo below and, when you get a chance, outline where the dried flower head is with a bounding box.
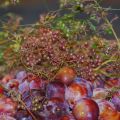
[20,28,120,82]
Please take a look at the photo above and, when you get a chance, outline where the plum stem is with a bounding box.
[105,18,120,49]
[94,59,116,71]
[19,99,38,120]
[3,87,38,120]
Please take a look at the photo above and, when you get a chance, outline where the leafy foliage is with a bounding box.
[50,0,112,40]
[0,14,23,74]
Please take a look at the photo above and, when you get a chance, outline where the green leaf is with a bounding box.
[0,52,3,62]
[89,23,96,31]
[0,32,8,39]
[92,43,97,49]
[105,28,113,35]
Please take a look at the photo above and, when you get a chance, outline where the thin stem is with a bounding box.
[105,18,120,49]
[94,0,120,49]
[103,8,120,11]
[98,70,111,77]
[94,59,116,71]
[4,87,37,120]
[20,99,37,120]
[0,40,13,45]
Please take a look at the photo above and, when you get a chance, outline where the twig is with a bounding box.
[19,99,37,120]
[3,87,37,120]
[103,8,120,11]
[93,0,120,49]
[94,59,116,71]
[105,18,120,49]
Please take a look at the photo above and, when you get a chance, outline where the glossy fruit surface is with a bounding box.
[60,114,75,120]
[92,79,105,88]
[65,82,88,108]
[1,74,14,84]
[16,71,27,82]
[97,100,120,120]
[46,81,65,100]
[55,67,76,85]
[40,98,69,119]
[105,79,120,89]
[92,88,108,100]
[73,98,99,120]
[110,91,120,111]
[0,114,16,120]
[0,69,120,120]
[74,77,93,97]
[0,96,17,116]
[0,86,4,95]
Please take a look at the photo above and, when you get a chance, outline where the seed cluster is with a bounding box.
[17,91,46,113]
[20,28,120,82]
[20,28,70,78]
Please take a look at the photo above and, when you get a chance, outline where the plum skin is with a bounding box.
[55,67,76,85]
[73,98,99,120]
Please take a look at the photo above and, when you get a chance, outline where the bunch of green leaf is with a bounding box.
[0,14,23,74]
[52,14,90,40]
[51,0,114,40]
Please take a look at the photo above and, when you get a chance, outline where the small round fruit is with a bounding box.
[16,71,27,82]
[97,100,120,120]
[41,98,69,119]
[60,114,75,120]
[110,91,120,111]
[105,79,120,89]
[92,79,105,88]
[18,80,29,94]
[7,79,19,89]
[0,96,17,116]
[55,67,76,85]
[65,82,88,108]
[74,77,93,97]
[0,114,16,120]
[92,88,108,100]
[46,81,65,100]
[0,85,4,95]
[73,98,99,120]
[1,74,13,84]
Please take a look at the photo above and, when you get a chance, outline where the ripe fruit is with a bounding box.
[18,80,30,94]
[1,72,43,92]
[41,98,69,119]
[16,71,27,82]
[105,79,120,89]
[0,96,17,116]
[60,114,75,120]
[92,88,108,100]
[5,79,19,90]
[55,67,76,85]
[46,81,65,100]
[0,114,16,120]
[0,85,4,95]
[92,79,105,88]
[65,82,88,108]
[74,77,93,97]
[1,74,13,84]
[73,98,99,120]
[97,100,120,120]
[110,91,120,111]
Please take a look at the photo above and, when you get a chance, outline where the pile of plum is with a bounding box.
[0,67,120,120]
